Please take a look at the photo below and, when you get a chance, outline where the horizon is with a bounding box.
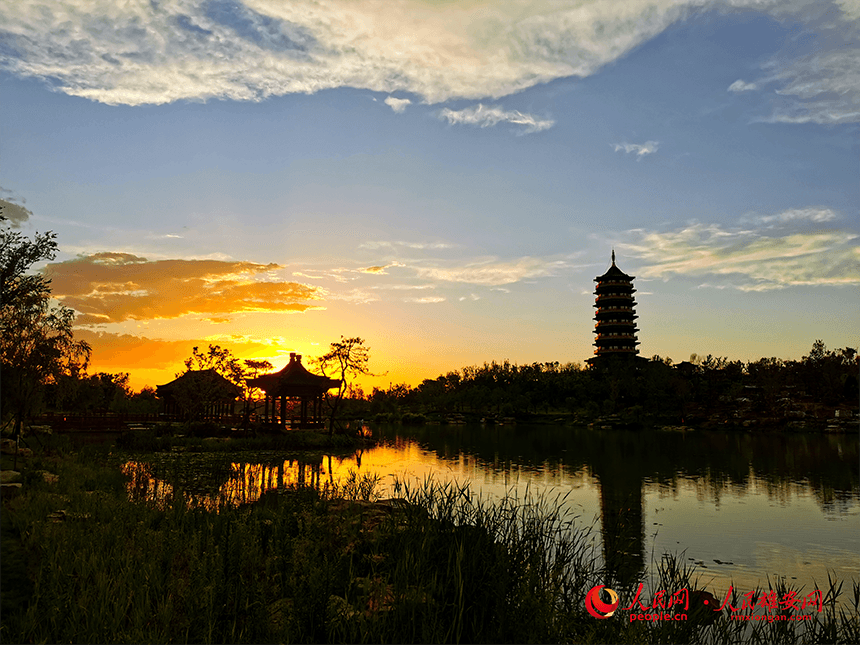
[2,0,858,393]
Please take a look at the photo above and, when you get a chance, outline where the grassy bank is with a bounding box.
[2,447,858,644]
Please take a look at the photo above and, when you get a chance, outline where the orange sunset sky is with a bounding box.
[2,1,857,393]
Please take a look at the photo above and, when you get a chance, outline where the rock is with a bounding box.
[1,440,33,457]
[1,483,22,499]
[267,597,293,634]
[0,471,22,484]
[47,510,91,522]
[38,471,59,484]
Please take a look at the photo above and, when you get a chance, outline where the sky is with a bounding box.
[1,0,858,392]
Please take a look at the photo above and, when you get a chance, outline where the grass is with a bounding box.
[1,447,858,644]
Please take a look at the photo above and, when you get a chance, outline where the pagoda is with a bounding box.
[589,250,640,364]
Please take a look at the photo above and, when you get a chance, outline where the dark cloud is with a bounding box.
[0,196,33,228]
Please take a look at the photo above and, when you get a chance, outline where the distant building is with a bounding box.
[588,250,640,365]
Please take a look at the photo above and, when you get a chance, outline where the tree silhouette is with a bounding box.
[314,337,374,435]
[1,216,91,456]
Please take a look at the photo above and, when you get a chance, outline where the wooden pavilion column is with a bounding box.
[280,395,286,426]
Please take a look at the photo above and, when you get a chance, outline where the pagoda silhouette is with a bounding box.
[587,250,641,366]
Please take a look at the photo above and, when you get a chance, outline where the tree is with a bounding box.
[1,218,90,450]
[183,344,246,386]
[169,345,246,421]
[242,358,273,423]
[314,337,374,435]
[0,212,57,309]
[1,291,91,441]
[244,359,273,380]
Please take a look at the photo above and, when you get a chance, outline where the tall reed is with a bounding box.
[1,452,857,644]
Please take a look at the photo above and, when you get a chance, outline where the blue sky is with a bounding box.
[1,0,858,390]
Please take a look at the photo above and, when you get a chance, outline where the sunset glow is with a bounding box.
[2,1,857,391]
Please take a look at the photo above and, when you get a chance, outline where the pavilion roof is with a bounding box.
[156,369,243,400]
[247,353,340,396]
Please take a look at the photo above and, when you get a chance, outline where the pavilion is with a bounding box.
[246,353,341,429]
[156,369,242,419]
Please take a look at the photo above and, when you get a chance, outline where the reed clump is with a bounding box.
[1,450,857,644]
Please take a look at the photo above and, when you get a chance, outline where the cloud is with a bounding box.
[326,288,379,304]
[413,256,571,286]
[360,240,453,251]
[438,104,554,133]
[612,141,659,158]
[359,261,405,274]
[736,2,860,125]
[72,329,296,388]
[43,252,321,324]
[3,0,791,107]
[624,213,859,291]
[744,207,838,226]
[765,47,860,124]
[381,284,435,291]
[404,296,446,304]
[0,193,33,227]
[384,96,411,113]
[728,79,757,92]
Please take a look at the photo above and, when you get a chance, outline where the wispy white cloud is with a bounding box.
[738,1,860,125]
[413,256,571,286]
[7,0,823,107]
[438,103,554,133]
[765,47,860,124]
[379,284,436,291]
[624,210,859,291]
[360,240,453,251]
[728,79,757,92]
[326,288,379,304]
[743,207,838,226]
[384,96,411,113]
[612,141,659,158]
[404,296,446,304]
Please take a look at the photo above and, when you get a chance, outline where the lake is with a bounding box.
[124,423,859,600]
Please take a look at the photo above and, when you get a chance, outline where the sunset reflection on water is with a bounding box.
[121,424,859,603]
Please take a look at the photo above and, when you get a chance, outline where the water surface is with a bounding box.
[125,423,860,599]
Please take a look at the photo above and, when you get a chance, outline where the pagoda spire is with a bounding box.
[611,249,616,264]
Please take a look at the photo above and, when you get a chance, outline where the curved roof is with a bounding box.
[156,369,243,400]
[247,353,341,396]
[594,251,634,281]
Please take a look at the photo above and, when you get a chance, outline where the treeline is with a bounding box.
[41,372,160,416]
[348,341,858,427]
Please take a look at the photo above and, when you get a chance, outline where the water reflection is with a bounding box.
[123,453,327,510]
[123,424,859,595]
